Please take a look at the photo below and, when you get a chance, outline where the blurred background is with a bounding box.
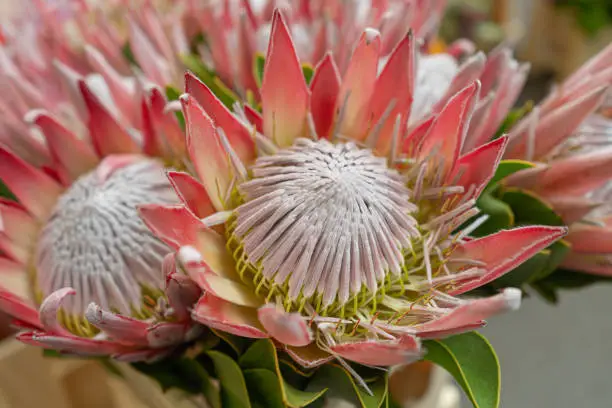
[1,0,612,407]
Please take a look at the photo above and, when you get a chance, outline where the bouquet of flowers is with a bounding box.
[0,1,610,407]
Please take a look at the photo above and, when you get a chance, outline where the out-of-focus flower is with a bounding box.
[141,12,566,374]
[0,1,203,361]
[504,44,612,275]
[190,0,448,95]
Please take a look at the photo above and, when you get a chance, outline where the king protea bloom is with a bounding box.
[0,29,203,359]
[140,12,566,372]
[503,44,612,276]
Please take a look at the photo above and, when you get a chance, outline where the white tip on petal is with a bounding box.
[178,245,203,265]
[503,288,522,311]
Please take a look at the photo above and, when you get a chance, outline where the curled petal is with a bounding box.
[257,304,312,347]
[285,344,334,368]
[331,337,422,366]
[147,322,189,348]
[86,303,149,346]
[167,171,216,219]
[415,288,522,338]
[39,288,75,336]
[17,332,127,356]
[192,293,268,339]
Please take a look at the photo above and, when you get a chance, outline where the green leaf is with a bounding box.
[529,239,572,282]
[211,328,251,357]
[494,101,532,139]
[253,54,315,88]
[472,192,514,236]
[240,340,326,407]
[424,332,500,408]
[302,63,314,85]
[483,160,535,193]
[131,357,219,404]
[243,369,286,408]
[531,267,612,304]
[0,181,15,200]
[207,350,252,408]
[500,188,564,227]
[121,42,139,67]
[181,54,239,109]
[164,85,186,129]
[253,53,265,88]
[307,364,386,408]
[492,249,550,288]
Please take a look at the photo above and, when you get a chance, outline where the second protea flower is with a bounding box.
[142,12,566,371]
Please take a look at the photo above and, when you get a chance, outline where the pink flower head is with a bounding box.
[503,44,612,276]
[141,12,567,371]
[0,2,204,362]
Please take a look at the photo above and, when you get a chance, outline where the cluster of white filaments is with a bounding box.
[35,159,178,316]
[234,139,420,306]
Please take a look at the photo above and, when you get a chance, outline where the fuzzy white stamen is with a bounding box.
[36,159,177,316]
[235,138,419,305]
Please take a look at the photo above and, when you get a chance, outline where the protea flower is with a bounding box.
[141,12,566,372]
[503,44,612,276]
[0,3,203,361]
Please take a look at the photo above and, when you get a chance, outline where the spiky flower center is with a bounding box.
[35,159,177,321]
[229,139,422,313]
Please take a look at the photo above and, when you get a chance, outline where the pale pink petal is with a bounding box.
[415,288,521,337]
[261,10,310,147]
[310,53,341,139]
[0,147,63,221]
[86,303,149,345]
[79,80,140,156]
[566,224,612,253]
[17,332,127,356]
[181,94,232,211]
[561,253,612,276]
[30,111,99,184]
[185,73,256,165]
[449,226,568,295]
[139,204,201,249]
[39,288,75,336]
[0,200,38,250]
[144,87,186,159]
[547,196,601,224]
[331,336,422,366]
[336,28,381,141]
[167,171,215,219]
[450,136,508,199]
[192,293,268,338]
[508,86,608,160]
[0,285,41,329]
[257,304,312,347]
[147,322,189,348]
[370,32,415,154]
[418,82,480,176]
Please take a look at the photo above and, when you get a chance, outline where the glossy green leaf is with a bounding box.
[243,369,286,408]
[207,350,252,408]
[473,192,514,236]
[493,249,550,288]
[500,188,564,227]
[240,340,327,407]
[424,332,500,408]
[483,160,535,193]
[307,364,386,408]
[211,328,251,357]
[529,240,572,282]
